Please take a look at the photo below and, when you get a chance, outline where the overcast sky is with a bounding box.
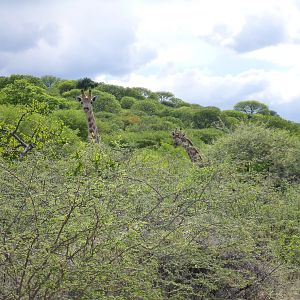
[1,0,300,122]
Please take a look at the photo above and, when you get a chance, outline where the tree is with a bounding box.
[120,96,137,109]
[171,106,195,126]
[1,143,298,298]
[0,79,61,109]
[62,89,81,99]
[210,123,300,180]
[155,91,174,102]
[57,80,77,94]
[252,114,300,133]
[0,103,80,159]
[270,110,279,116]
[125,87,157,100]
[96,83,126,100]
[0,76,8,89]
[76,77,98,90]
[234,100,270,115]
[92,91,121,113]
[131,100,159,115]
[52,109,87,140]
[0,74,46,89]
[41,75,60,88]
[119,113,141,130]
[193,107,221,129]
[222,109,248,120]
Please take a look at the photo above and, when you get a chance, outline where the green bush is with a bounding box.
[57,79,77,94]
[190,128,224,144]
[0,104,81,158]
[0,74,46,89]
[210,124,300,181]
[0,74,299,299]
[120,96,137,109]
[103,130,171,148]
[0,148,298,298]
[131,99,160,115]
[128,116,178,132]
[0,79,62,109]
[62,88,81,99]
[171,106,196,126]
[193,107,221,129]
[92,91,121,113]
[52,109,87,140]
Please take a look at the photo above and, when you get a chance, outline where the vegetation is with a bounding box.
[0,74,299,299]
[234,100,271,115]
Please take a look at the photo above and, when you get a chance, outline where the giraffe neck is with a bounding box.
[85,109,100,143]
[183,144,202,163]
[172,130,202,163]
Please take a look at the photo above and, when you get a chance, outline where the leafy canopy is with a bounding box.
[234,100,271,115]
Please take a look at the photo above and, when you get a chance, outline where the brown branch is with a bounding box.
[2,126,34,158]
[1,111,36,158]
[234,263,283,297]
[11,112,28,136]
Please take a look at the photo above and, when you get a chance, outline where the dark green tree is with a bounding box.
[234,100,270,115]
[193,107,221,128]
[155,91,174,102]
[132,100,159,115]
[76,77,98,90]
[92,91,121,113]
[171,106,195,126]
[211,123,300,179]
[0,103,80,159]
[125,87,157,100]
[161,97,188,108]
[0,79,61,109]
[57,80,77,94]
[0,74,46,89]
[270,110,279,116]
[61,88,81,99]
[120,96,137,109]
[53,109,87,140]
[41,75,60,88]
[96,83,126,100]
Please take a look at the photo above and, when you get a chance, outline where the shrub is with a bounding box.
[210,124,300,181]
[120,96,137,109]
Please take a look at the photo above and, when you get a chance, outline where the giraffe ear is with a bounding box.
[91,96,97,102]
[77,96,82,102]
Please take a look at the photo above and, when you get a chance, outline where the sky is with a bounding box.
[1,0,300,122]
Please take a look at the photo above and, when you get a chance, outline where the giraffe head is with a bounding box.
[171,129,202,163]
[172,129,186,147]
[77,89,97,112]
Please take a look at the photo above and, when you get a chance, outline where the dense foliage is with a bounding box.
[0,75,299,299]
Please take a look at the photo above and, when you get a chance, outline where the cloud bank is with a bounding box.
[0,0,156,78]
[1,0,300,121]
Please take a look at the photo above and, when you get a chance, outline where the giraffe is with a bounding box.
[77,89,100,143]
[171,129,203,164]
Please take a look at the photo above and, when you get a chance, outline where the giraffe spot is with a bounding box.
[88,117,92,122]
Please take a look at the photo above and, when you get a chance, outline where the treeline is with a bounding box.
[0,74,299,299]
[0,74,299,158]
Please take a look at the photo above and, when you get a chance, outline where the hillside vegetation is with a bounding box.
[0,74,299,299]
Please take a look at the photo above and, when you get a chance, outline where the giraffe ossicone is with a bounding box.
[77,89,100,143]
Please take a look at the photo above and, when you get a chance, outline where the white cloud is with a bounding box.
[243,44,300,68]
[1,0,300,121]
[217,14,287,52]
[99,67,300,121]
[0,0,156,78]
